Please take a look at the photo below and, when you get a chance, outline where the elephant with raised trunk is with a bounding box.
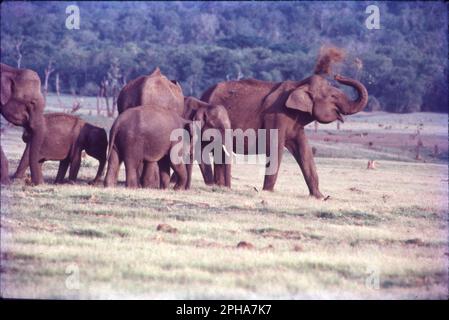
[201,47,368,198]
[1,63,46,185]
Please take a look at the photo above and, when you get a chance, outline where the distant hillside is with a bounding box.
[1,1,447,113]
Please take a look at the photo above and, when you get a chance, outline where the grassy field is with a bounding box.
[0,100,448,299]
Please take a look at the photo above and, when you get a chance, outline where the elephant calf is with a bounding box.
[13,113,107,185]
[104,106,190,189]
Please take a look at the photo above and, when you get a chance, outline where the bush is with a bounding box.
[80,82,99,97]
[366,96,382,112]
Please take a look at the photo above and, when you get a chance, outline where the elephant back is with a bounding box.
[117,67,184,115]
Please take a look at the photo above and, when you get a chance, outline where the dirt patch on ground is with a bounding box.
[156,223,178,233]
[236,241,255,249]
[250,228,302,240]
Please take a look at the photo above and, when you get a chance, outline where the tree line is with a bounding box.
[1,1,447,113]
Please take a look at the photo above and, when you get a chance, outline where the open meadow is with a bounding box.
[0,96,448,299]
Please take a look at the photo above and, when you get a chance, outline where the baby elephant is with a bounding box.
[14,113,107,185]
[104,106,190,189]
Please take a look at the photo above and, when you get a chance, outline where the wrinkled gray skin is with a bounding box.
[201,74,368,198]
[182,96,232,188]
[13,113,107,185]
[116,67,185,188]
[1,63,46,185]
[104,106,189,190]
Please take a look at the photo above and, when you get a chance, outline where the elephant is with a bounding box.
[200,50,368,198]
[104,106,190,190]
[1,63,46,185]
[1,146,10,185]
[13,113,107,185]
[117,67,184,114]
[115,67,191,187]
[182,96,232,188]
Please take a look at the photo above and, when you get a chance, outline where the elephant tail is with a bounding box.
[314,45,346,75]
[106,115,122,163]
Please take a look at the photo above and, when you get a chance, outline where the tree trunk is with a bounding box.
[44,60,54,102]
[55,73,64,110]
[15,38,23,69]
[102,80,112,117]
[96,85,102,116]
[111,85,118,118]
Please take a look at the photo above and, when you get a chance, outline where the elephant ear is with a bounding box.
[285,85,313,115]
[184,97,210,119]
[193,107,207,124]
[1,74,13,106]
[170,79,180,86]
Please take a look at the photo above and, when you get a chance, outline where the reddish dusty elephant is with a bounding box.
[201,47,368,198]
[14,113,107,185]
[1,63,46,185]
[115,67,194,188]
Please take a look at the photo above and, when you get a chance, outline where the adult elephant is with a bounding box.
[201,50,368,199]
[116,67,184,188]
[1,63,46,185]
[116,67,214,187]
[117,67,184,114]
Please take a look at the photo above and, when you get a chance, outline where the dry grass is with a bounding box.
[0,110,448,299]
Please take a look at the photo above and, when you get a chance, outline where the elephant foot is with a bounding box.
[88,179,101,186]
[309,191,326,200]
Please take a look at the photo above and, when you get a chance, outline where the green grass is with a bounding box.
[0,106,448,299]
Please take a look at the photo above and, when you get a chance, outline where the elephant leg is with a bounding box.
[124,158,139,188]
[54,158,70,184]
[214,163,225,186]
[214,147,232,188]
[141,162,159,188]
[262,129,285,191]
[68,149,82,183]
[104,148,120,187]
[170,161,187,190]
[28,120,45,185]
[1,146,11,185]
[90,156,106,185]
[141,162,160,189]
[141,161,160,188]
[13,143,30,179]
[286,130,324,199]
[199,162,214,185]
[158,157,171,189]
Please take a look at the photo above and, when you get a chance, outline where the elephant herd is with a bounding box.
[0,48,368,198]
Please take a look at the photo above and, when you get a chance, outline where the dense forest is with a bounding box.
[1,1,447,113]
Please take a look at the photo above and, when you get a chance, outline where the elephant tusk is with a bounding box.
[223,145,231,157]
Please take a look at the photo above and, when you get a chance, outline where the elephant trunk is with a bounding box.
[335,75,368,115]
[28,111,46,185]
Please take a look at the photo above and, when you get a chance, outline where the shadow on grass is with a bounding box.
[69,228,106,238]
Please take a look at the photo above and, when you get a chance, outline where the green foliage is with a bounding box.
[0,1,447,112]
